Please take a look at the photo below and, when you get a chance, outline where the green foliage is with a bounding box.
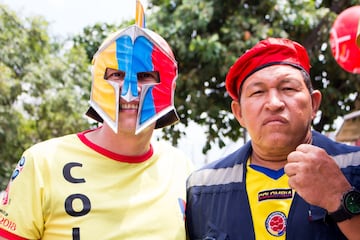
[0,0,359,188]
[147,0,360,152]
[0,5,91,189]
[72,20,133,62]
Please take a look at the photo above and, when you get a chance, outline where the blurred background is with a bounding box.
[0,0,359,189]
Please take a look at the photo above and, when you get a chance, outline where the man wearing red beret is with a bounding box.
[186,38,360,240]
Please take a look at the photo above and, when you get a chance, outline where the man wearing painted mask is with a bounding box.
[186,38,360,240]
[0,24,193,240]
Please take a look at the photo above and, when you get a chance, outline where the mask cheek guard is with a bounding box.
[135,37,179,134]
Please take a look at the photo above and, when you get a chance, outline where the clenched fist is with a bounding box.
[284,144,351,212]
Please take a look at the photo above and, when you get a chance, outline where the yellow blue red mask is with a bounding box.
[86,25,179,134]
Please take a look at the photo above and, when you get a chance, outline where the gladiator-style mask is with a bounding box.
[86,25,179,134]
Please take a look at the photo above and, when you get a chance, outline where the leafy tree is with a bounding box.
[0,5,91,189]
[1,0,359,188]
[72,20,133,62]
[145,0,360,153]
[70,0,359,158]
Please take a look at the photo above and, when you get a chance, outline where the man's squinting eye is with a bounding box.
[251,90,264,96]
[104,68,125,80]
[137,71,160,83]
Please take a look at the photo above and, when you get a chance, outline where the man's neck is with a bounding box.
[85,125,153,156]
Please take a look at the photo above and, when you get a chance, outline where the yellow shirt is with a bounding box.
[246,160,294,239]
[0,131,193,240]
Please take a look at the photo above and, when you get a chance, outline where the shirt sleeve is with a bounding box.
[0,149,45,239]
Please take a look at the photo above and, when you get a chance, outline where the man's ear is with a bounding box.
[231,100,246,128]
[310,90,322,120]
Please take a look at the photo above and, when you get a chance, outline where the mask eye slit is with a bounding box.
[137,71,160,84]
[104,68,126,81]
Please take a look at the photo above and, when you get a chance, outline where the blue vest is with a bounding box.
[186,131,360,240]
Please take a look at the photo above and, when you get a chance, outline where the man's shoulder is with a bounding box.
[152,140,193,169]
[187,142,251,189]
[312,130,360,169]
[152,140,190,157]
[25,133,79,155]
[312,130,360,154]
[202,141,252,170]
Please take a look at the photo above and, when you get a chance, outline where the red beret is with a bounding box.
[225,38,311,100]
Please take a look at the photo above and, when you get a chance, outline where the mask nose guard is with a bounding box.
[121,71,139,102]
